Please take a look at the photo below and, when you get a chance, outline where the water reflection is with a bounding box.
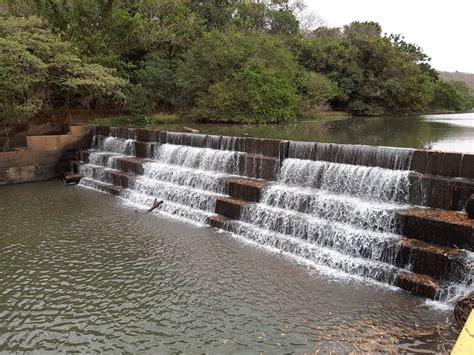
[102,112,474,153]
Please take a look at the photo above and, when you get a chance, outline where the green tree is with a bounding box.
[0,16,126,122]
[178,31,299,123]
[298,71,339,113]
[430,80,474,112]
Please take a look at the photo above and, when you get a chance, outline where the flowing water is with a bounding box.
[0,181,460,352]
[2,120,472,351]
[78,131,473,306]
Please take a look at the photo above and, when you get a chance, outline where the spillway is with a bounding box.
[78,127,473,304]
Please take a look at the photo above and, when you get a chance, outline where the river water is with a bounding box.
[0,181,460,352]
[111,112,474,153]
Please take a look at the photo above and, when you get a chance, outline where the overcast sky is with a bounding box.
[304,0,474,73]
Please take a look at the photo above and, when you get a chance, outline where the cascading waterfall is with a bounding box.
[79,133,472,302]
[230,158,412,284]
[288,141,414,170]
[80,135,240,224]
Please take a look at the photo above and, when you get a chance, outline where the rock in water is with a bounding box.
[454,294,474,327]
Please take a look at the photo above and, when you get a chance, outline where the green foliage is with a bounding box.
[296,22,435,116]
[1,1,472,126]
[178,31,298,123]
[0,36,47,120]
[430,80,474,112]
[298,71,339,112]
[0,16,126,123]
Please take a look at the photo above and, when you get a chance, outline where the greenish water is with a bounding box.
[0,181,459,352]
[95,112,474,153]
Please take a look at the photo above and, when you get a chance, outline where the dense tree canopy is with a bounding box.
[0,0,472,126]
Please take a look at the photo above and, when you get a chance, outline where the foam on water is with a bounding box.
[81,138,240,225]
[80,135,472,304]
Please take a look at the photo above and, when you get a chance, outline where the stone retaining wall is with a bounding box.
[0,125,91,185]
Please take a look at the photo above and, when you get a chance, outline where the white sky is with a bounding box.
[304,0,474,73]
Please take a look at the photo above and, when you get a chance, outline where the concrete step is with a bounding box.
[63,172,82,184]
[207,214,442,299]
[224,177,268,202]
[215,197,251,220]
[397,238,469,282]
[81,178,122,196]
[399,208,474,250]
[408,172,474,210]
[394,271,441,299]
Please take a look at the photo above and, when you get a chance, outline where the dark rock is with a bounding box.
[466,194,474,219]
[454,294,474,328]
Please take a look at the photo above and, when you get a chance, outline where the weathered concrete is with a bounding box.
[408,172,474,210]
[63,172,82,184]
[135,128,160,142]
[399,209,474,250]
[114,156,145,175]
[84,179,122,195]
[215,197,250,220]
[394,272,440,299]
[207,215,233,230]
[134,141,157,159]
[109,170,135,189]
[238,154,279,180]
[397,239,468,282]
[225,177,268,202]
[0,149,78,185]
[411,150,474,179]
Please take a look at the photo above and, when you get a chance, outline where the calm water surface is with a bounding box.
[0,181,459,352]
[104,112,474,153]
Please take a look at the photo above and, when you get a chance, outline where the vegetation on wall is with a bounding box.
[0,0,473,128]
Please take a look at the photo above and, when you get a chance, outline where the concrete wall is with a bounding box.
[0,125,91,185]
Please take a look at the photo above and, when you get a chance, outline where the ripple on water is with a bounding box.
[0,181,459,352]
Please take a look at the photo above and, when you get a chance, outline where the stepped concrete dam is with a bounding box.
[1,124,473,303]
[1,123,474,351]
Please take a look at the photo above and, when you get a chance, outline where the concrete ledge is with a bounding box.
[115,157,145,175]
[399,209,473,250]
[109,127,135,139]
[207,215,233,230]
[27,134,90,151]
[225,177,268,202]
[134,141,157,159]
[81,150,91,163]
[408,172,474,210]
[397,239,467,282]
[411,150,474,179]
[134,128,160,142]
[93,125,111,136]
[0,150,77,184]
[109,170,135,189]
[238,154,279,180]
[82,179,122,195]
[460,154,474,179]
[215,197,250,220]
[287,141,414,170]
[394,272,440,299]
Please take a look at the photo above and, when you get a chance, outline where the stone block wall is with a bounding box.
[0,125,91,185]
